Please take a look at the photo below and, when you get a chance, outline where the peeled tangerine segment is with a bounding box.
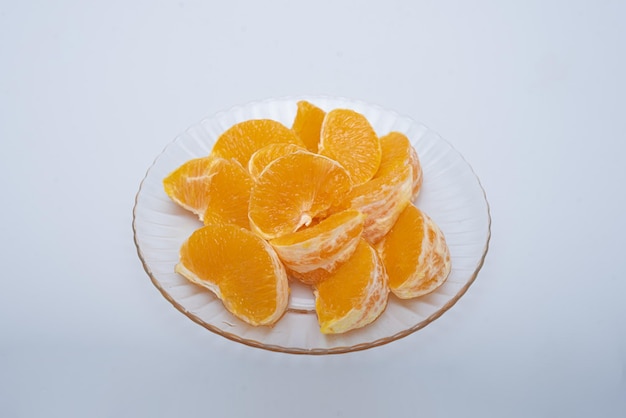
[270,209,365,285]
[377,203,451,299]
[291,100,326,152]
[349,131,416,244]
[248,143,305,180]
[314,239,389,334]
[175,224,289,326]
[408,141,423,201]
[248,151,353,240]
[202,157,253,229]
[319,108,381,185]
[210,119,305,167]
[162,156,216,221]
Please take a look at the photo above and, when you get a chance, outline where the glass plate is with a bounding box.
[133,96,491,354]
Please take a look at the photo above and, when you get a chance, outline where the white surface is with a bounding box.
[1,0,625,417]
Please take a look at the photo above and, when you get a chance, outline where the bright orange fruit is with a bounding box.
[313,239,389,334]
[349,132,415,243]
[270,209,365,285]
[291,100,326,152]
[408,142,423,201]
[176,224,289,326]
[211,119,305,167]
[202,157,253,229]
[163,156,216,221]
[319,109,381,185]
[248,151,353,240]
[248,143,305,180]
[377,203,451,299]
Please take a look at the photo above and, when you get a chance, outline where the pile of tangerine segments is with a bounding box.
[162,101,451,334]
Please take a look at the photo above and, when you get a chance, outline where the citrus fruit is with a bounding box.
[175,224,289,326]
[408,141,423,201]
[202,157,253,229]
[313,239,389,334]
[248,151,353,240]
[377,203,451,299]
[163,156,216,221]
[291,100,326,152]
[211,119,304,167]
[319,109,381,185]
[349,131,415,243]
[270,209,365,285]
[248,143,305,180]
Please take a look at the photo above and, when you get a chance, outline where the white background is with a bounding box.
[1,1,625,417]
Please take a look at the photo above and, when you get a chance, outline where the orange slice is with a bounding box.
[176,224,289,326]
[349,132,415,243]
[248,151,353,240]
[377,204,451,299]
[270,209,365,285]
[202,157,253,229]
[319,109,381,185]
[313,239,389,334]
[248,143,305,180]
[163,156,216,221]
[291,100,326,152]
[211,119,304,167]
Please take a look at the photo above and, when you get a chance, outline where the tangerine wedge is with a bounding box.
[248,151,353,240]
[319,108,381,185]
[349,132,415,244]
[163,156,216,221]
[408,141,423,201]
[211,119,304,167]
[270,209,365,285]
[377,203,451,299]
[248,143,305,180]
[291,100,326,152]
[202,157,253,229]
[176,224,289,326]
[314,239,389,334]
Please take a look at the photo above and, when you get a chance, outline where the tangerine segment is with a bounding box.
[291,100,326,152]
[319,109,381,185]
[248,143,305,180]
[248,151,353,240]
[408,141,423,201]
[163,156,217,221]
[202,158,254,229]
[175,224,289,326]
[270,209,365,285]
[349,132,415,244]
[211,119,304,167]
[377,204,451,299]
[314,239,389,334]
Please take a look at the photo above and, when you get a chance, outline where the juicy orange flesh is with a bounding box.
[249,152,352,238]
[292,100,326,152]
[163,157,216,217]
[380,205,425,289]
[377,132,413,177]
[202,158,253,229]
[350,130,413,197]
[179,224,280,321]
[347,131,414,243]
[416,227,448,291]
[315,240,374,322]
[211,119,304,167]
[271,209,363,247]
[319,109,381,185]
[248,143,304,179]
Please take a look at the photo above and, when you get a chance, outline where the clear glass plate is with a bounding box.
[132,96,491,354]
